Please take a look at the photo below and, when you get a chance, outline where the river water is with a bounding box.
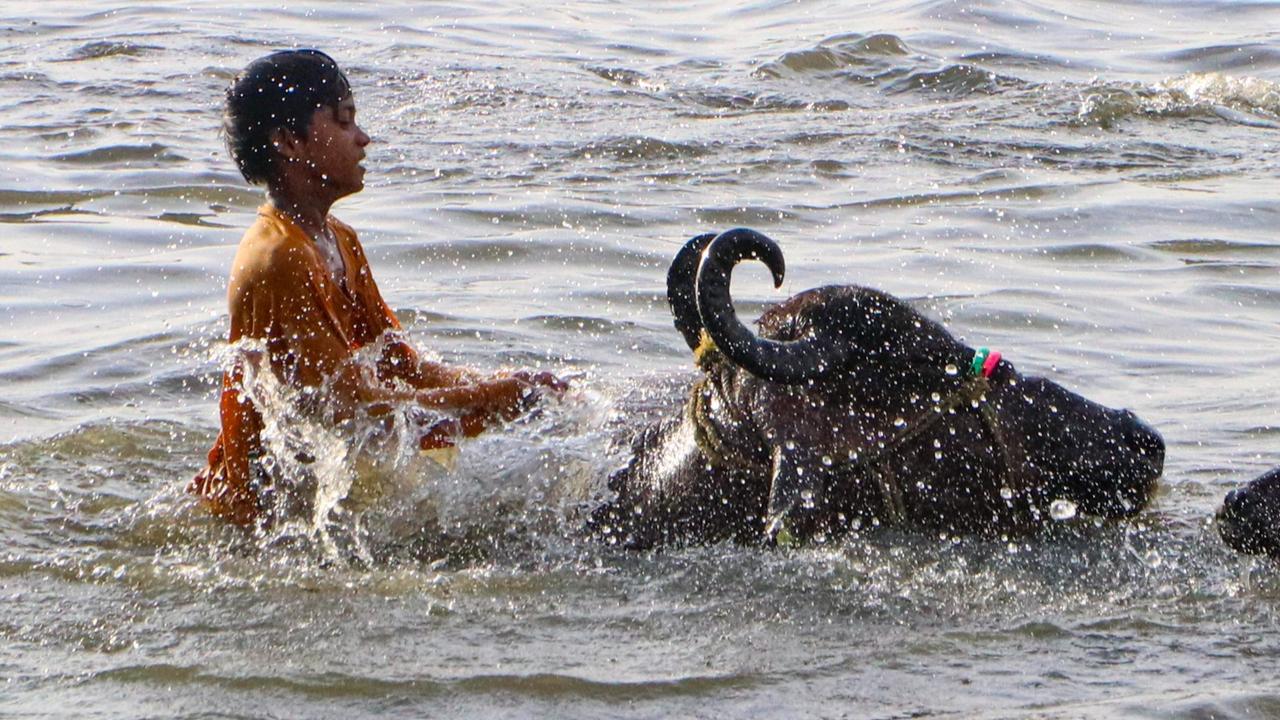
[3,1,1280,717]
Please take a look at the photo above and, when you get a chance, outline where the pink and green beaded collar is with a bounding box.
[970,347,1002,378]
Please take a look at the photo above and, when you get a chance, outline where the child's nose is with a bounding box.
[356,126,371,146]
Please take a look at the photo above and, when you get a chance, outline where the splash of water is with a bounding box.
[215,338,456,561]
[1162,71,1280,116]
[1078,71,1280,128]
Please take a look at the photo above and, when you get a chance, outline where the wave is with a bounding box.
[1148,238,1280,258]
[756,32,910,78]
[1078,72,1280,128]
[753,34,1279,127]
[669,90,851,115]
[62,40,156,62]
[754,32,1029,99]
[882,63,1020,96]
[1165,72,1280,117]
[586,65,666,93]
[84,663,759,700]
[51,143,186,165]
[1159,42,1280,74]
[568,135,712,162]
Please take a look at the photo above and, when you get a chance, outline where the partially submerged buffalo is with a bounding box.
[589,229,1165,549]
[1218,469,1280,558]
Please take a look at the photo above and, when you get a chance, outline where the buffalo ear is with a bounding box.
[668,232,718,353]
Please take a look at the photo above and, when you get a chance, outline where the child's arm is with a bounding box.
[377,337,484,388]
[377,335,566,395]
[368,345,563,417]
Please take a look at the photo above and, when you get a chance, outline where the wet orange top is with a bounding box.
[190,204,431,524]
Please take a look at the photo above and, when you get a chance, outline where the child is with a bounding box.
[191,49,564,525]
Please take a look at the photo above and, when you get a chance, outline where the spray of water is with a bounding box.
[208,337,615,566]
[214,339,457,562]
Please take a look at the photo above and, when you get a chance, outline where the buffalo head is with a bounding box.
[589,229,1164,549]
[1218,468,1280,558]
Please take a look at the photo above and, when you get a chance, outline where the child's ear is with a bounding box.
[270,126,303,161]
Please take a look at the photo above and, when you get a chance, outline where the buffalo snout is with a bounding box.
[1123,410,1165,474]
[1218,468,1280,557]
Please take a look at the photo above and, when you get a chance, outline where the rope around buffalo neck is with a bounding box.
[685,341,1031,529]
[687,333,765,471]
[831,347,1031,526]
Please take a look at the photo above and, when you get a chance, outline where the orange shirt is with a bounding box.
[190,205,420,524]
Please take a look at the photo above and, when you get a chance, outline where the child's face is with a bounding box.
[297,93,370,199]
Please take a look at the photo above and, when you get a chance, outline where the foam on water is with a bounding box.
[1079,71,1280,128]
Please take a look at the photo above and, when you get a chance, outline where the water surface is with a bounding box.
[3,1,1280,717]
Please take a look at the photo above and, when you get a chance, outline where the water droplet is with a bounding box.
[931,391,941,402]
[821,455,833,466]
[1049,499,1077,521]
[893,417,906,428]
[800,490,815,509]
[944,363,958,376]
[999,486,1013,500]
[784,440,796,450]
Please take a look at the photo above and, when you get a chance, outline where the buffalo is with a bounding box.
[1218,469,1280,558]
[588,229,1165,549]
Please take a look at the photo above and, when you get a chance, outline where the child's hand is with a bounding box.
[511,369,570,394]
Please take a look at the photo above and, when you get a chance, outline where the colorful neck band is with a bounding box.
[970,347,1002,378]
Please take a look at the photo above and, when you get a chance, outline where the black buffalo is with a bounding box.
[1218,469,1280,558]
[589,229,1165,549]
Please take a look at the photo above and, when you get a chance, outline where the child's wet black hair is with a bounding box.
[222,49,352,185]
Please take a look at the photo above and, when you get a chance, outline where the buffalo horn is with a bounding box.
[667,232,718,352]
[696,228,844,384]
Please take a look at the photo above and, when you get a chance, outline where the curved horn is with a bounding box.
[696,228,844,385]
[667,232,718,352]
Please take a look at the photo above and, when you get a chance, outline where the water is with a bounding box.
[3,1,1280,717]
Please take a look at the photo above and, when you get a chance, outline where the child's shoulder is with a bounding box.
[230,206,314,280]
